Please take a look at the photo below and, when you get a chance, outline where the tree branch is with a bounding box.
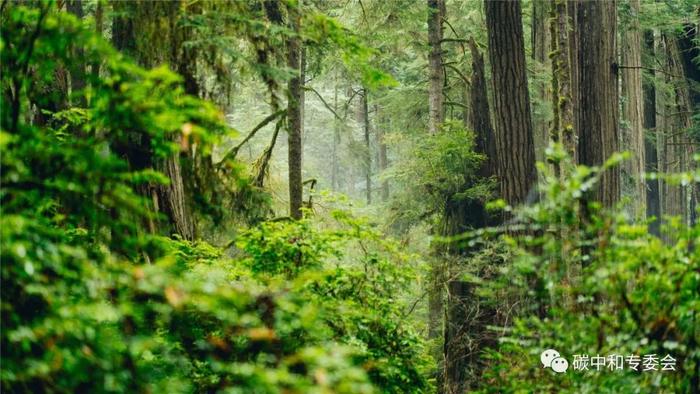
[253,117,284,187]
[218,109,286,165]
[303,85,342,120]
[441,17,466,55]
[444,63,470,85]
[618,65,684,79]
[446,101,468,109]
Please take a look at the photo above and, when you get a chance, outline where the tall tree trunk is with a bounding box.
[426,0,446,364]
[444,281,471,394]
[361,89,372,204]
[677,21,699,227]
[331,83,340,192]
[91,1,103,80]
[572,0,619,207]
[66,0,86,107]
[469,38,497,183]
[643,31,661,236]
[550,0,575,164]
[442,38,499,394]
[532,0,552,166]
[427,0,444,135]
[485,0,537,208]
[287,2,303,220]
[426,4,449,390]
[377,105,389,201]
[657,33,694,232]
[111,1,195,240]
[620,0,646,218]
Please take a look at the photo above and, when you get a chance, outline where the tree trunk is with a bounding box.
[469,38,497,182]
[331,83,340,192]
[440,39,499,394]
[91,0,103,80]
[427,0,447,353]
[549,0,576,174]
[443,281,471,394]
[677,21,699,227]
[111,1,195,240]
[287,2,303,220]
[426,4,447,386]
[657,33,694,232]
[532,0,552,166]
[643,30,660,236]
[377,105,389,202]
[361,89,372,204]
[66,0,86,107]
[427,0,445,135]
[485,0,537,208]
[572,0,619,207]
[620,0,646,218]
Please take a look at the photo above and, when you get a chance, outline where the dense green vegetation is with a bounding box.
[1,1,698,393]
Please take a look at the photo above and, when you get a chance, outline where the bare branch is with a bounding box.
[218,109,286,165]
[303,86,343,120]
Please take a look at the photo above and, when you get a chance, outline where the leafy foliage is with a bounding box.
[469,152,700,393]
[1,4,428,393]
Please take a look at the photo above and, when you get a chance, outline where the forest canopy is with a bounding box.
[1,0,699,393]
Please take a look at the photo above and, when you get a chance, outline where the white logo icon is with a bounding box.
[541,349,568,373]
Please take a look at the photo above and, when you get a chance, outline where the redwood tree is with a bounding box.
[484,0,536,208]
[572,0,620,207]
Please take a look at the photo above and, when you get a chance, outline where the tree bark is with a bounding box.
[427,0,445,135]
[440,39,499,394]
[550,0,576,171]
[111,1,195,240]
[572,0,619,207]
[657,33,694,231]
[643,30,660,236]
[485,0,537,208]
[676,21,699,227]
[66,0,86,107]
[361,89,372,204]
[331,83,340,192]
[287,2,303,220]
[469,38,497,182]
[377,105,389,201]
[443,281,471,394]
[532,0,552,166]
[427,0,447,357]
[91,0,103,80]
[621,0,646,218]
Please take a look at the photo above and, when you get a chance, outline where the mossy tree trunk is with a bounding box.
[287,1,303,220]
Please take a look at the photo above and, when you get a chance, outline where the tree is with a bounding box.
[66,0,86,107]
[427,0,444,135]
[532,0,552,166]
[621,0,646,218]
[360,88,372,204]
[643,31,661,236]
[377,104,390,201]
[442,38,499,394]
[484,0,536,208]
[550,0,575,165]
[111,1,196,240]
[426,0,446,360]
[571,0,619,207]
[656,32,694,230]
[287,1,303,220]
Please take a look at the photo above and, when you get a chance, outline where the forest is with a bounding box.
[1,0,699,393]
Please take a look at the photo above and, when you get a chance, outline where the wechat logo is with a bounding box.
[541,349,568,373]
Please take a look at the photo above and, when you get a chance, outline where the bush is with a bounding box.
[470,151,700,393]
